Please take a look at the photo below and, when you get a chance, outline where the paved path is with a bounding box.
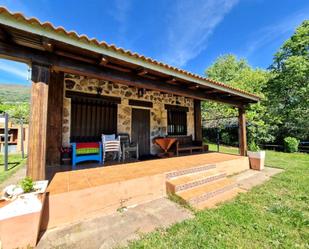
[37,198,193,249]
[232,167,284,190]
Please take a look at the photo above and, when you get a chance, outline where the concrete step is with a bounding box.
[177,178,236,206]
[194,187,246,209]
[166,170,226,193]
[166,164,216,180]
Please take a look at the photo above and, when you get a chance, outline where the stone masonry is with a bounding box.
[62,74,195,154]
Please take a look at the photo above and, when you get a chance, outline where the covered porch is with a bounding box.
[0,7,260,181]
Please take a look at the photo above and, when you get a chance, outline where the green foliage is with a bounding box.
[266,20,309,141]
[0,84,30,124]
[0,84,30,103]
[284,137,299,153]
[20,176,34,193]
[127,150,309,249]
[248,141,260,152]
[6,103,30,123]
[203,54,273,145]
[220,132,231,145]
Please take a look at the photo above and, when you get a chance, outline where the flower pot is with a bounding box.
[247,151,265,171]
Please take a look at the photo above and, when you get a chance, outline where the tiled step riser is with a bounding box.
[166,164,216,180]
[172,173,227,193]
[188,183,237,205]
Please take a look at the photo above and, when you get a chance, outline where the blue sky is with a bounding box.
[0,0,308,85]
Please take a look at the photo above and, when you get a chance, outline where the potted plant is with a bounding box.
[247,141,265,171]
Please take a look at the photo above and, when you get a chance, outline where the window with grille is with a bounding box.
[167,109,187,136]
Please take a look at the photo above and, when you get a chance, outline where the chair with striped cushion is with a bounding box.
[71,142,102,169]
[102,134,122,164]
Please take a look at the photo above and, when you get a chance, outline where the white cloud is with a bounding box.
[244,9,309,56]
[161,0,239,67]
[0,60,29,80]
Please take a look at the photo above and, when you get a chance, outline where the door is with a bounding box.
[131,108,150,156]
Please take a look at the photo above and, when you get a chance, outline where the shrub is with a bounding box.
[20,176,34,193]
[221,132,231,145]
[284,137,299,153]
[248,141,260,151]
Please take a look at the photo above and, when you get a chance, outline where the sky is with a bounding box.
[0,0,308,85]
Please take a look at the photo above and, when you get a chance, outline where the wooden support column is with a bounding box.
[238,106,247,156]
[27,63,50,180]
[46,71,64,166]
[194,99,203,142]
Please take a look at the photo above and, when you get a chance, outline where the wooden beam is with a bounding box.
[27,63,50,180]
[46,71,64,166]
[42,38,53,52]
[55,50,97,64]
[188,84,199,90]
[99,55,108,66]
[194,99,202,142]
[0,41,245,106]
[166,78,177,84]
[129,99,153,108]
[136,68,148,76]
[238,106,247,156]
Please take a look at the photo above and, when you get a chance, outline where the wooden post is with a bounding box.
[27,63,50,180]
[194,99,202,142]
[238,106,247,156]
[46,71,64,166]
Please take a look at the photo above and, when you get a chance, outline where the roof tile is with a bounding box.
[0,6,260,100]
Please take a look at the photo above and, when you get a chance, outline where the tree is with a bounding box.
[203,54,273,145]
[266,20,309,141]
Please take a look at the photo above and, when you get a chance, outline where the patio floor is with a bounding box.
[47,152,246,195]
[41,152,250,230]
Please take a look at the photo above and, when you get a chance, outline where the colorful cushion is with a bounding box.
[76,142,100,149]
[76,147,100,155]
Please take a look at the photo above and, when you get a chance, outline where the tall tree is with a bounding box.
[266,20,309,141]
[203,54,273,145]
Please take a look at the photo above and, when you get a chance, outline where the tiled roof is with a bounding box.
[0,6,260,100]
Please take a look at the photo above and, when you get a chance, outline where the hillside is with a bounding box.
[0,84,30,103]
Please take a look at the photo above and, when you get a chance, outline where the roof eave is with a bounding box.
[0,8,260,103]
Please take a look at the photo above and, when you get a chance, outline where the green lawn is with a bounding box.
[0,153,26,184]
[127,148,309,249]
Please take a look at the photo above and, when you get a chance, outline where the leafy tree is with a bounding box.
[266,20,309,141]
[203,54,274,145]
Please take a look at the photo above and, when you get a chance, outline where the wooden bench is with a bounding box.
[168,135,204,156]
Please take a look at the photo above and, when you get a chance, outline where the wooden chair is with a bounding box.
[71,142,102,169]
[118,133,139,161]
[102,134,121,164]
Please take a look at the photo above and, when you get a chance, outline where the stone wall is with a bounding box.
[62,74,195,154]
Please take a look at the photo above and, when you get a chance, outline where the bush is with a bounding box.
[248,141,260,151]
[221,132,231,145]
[284,137,299,153]
[20,176,34,193]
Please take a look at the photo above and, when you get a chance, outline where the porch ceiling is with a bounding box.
[0,7,260,107]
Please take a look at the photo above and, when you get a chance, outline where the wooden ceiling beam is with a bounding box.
[99,55,108,66]
[136,68,148,76]
[166,78,178,84]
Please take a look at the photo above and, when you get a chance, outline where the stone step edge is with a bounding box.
[168,172,227,193]
[186,183,237,205]
[194,187,245,210]
[166,164,216,180]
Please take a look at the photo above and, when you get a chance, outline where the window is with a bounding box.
[167,109,187,136]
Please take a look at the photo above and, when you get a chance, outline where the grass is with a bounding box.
[126,147,309,249]
[208,143,239,155]
[0,153,26,184]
